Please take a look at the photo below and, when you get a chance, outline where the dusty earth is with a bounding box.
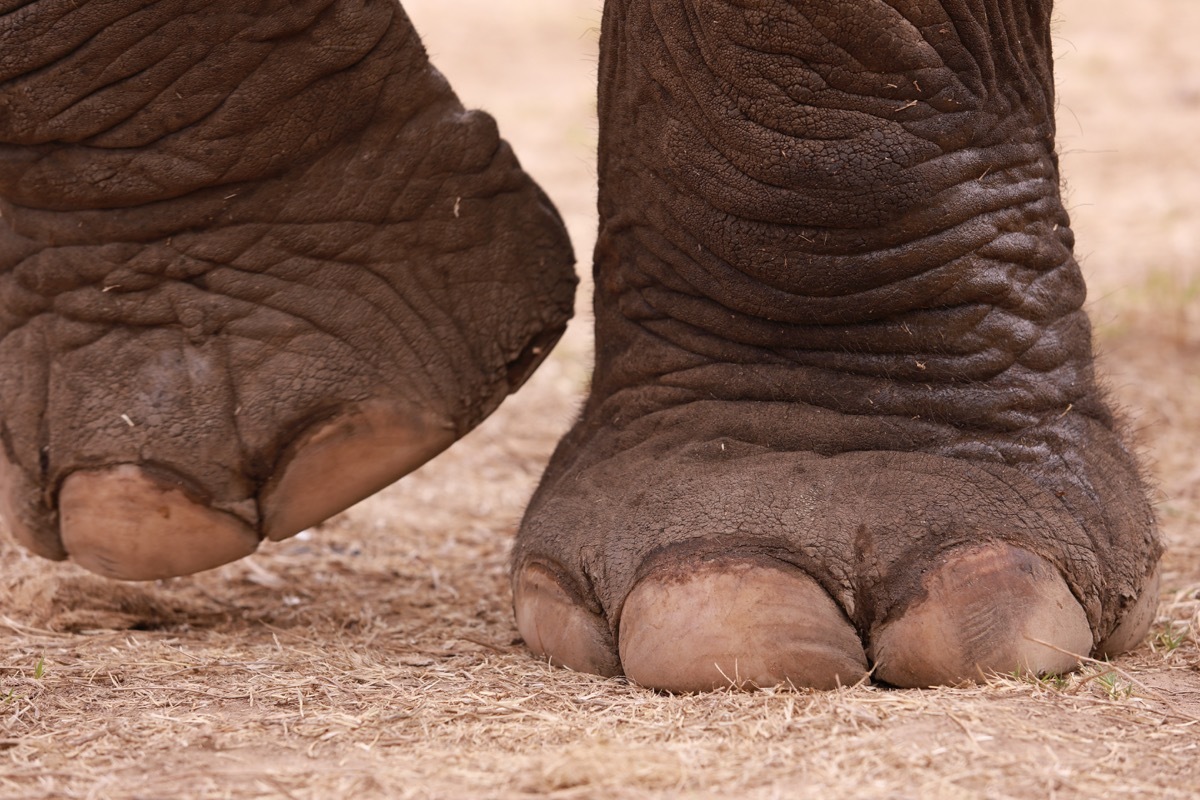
[2,1,1199,798]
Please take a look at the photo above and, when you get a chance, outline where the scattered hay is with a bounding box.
[3,0,1200,798]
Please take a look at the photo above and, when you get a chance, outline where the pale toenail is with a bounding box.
[513,562,620,676]
[260,401,456,542]
[619,559,868,692]
[1096,565,1160,658]
[869,543,1093,688]
[0,448,64,560]
[59,465,260,581]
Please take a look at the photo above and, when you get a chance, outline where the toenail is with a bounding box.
[1095,565,1161,658]
[260,401,456,542]
[59,464,260,580]
[869,543,1093,687]
[513,562,621,676]
[0,449,64,560]
[619,559,868,692]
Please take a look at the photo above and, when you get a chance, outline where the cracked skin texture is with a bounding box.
[512,0,1160,689]
[0,0,1161,688]
[0,0,576,573]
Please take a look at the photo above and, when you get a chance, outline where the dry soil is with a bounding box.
[2,2,1198,798]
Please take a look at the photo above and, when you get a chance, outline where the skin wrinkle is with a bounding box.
[711,14,930,131]
[937,6,988,97]
[193,122,534,414]
[997,0,1048,117]
[0,0,575,553]
[695,6,950,131]
[638,290,1067,367]
[665,124,1049,229]
[9,6,261,143]
[657,20,1041,195]
[670,181,1060,305]
[54,13,214,143]
[633,220,1059,332]
[609,134,1070,371]
[2,2,396,209]
[0,1,129,80]
[650,362,1085,429]
[213,284,443,412]
[515,0,1159,679]
[240,234,421,343]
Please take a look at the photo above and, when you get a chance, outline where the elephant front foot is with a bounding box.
[512,0,1161,690]
[0,0,575,579]
[512,400,1160,690]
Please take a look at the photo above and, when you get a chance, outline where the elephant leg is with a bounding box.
[0,0,576,579]
[513,0,1160,690]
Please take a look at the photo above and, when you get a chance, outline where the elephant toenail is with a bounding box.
[1095,565,1160,658]
[869,543,1093,688]
[513,562,621,677]
[259,401,456,542]
[618,559,868,693]
[59,465,260,581]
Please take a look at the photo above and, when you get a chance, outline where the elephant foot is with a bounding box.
[513,408,1159,690]
[0,0,575,578]
[29,400,455,580]
[511,0,1161,691]
[519,545,1097,691]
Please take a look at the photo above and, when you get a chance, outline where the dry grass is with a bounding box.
[3,1,1199,798]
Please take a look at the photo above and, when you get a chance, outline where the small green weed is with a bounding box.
[1155,627,1188,653]
[1095,671,1134,701]
[1037,673,1072,691]
[1008,667,1071,692]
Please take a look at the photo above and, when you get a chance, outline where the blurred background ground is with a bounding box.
[2,1,1198,797]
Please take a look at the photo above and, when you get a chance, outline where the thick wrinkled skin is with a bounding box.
[0,0,576,562]
[0,0,1160,688]
[513,0,1160,687]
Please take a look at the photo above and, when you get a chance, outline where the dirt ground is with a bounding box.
[2,1,1199,798]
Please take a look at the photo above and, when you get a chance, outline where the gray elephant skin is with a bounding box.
[0,0,1160,691]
